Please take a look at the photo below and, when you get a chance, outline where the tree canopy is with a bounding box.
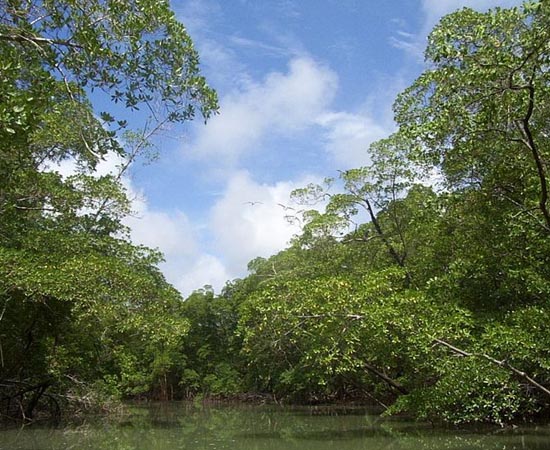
[176,1,550,425]
[3,0,550,427]
[0,0,217,421]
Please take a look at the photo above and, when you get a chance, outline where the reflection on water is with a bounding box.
[1,402,550,450]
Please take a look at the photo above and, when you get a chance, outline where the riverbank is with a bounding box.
[2,402,550,450]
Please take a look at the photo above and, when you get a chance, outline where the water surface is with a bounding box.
[1,402,550,449]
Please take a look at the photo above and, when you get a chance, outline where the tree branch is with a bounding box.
[0,32,82,49]
[364,362,409,395]
[513,77,550,231]
[434,338,550,398]
[362,195,413,286]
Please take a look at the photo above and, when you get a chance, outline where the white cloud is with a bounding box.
[121,188,237,297]
[317,112,390,169]
[209,171,318,274]
[188,55,398,171]
[122,168,328,296]
[189,57,338,163]
[174,0,223,33]
[126,170,325,297]
[124,207,211,297]
[195,38,255,92]
[228,35,290,57]
[124,209,197,258]
[51,151,126,179]
[175,254,232,295]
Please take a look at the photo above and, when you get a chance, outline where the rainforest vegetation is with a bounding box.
[2,0,550,426]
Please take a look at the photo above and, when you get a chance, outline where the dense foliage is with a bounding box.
[0,0,217,421]
[178,2,550,425]
[3,0,550,427]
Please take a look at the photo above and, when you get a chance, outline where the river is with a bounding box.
[1,402,550,449]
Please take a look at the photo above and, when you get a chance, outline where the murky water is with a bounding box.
[1,402,550,449]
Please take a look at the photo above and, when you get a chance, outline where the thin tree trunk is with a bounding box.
[363,197,413,287]
[516,83,550,231]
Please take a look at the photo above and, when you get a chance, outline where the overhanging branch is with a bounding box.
[0,32,82,49]
[434,338,550,398]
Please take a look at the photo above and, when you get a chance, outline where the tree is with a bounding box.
[178,287,243,398]
[385,1,550,422]
[234,1,550,423]
[0,0,217,420]
[395,1,550,232]
[291,134,427,286]
[0,0,217,124]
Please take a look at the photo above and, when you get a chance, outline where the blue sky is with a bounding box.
[105,0,522,296]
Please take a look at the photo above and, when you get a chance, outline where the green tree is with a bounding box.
[235,2,550,423]
[395,1,550,233]
[0,0,217,123]
[0,0,217,420]
[386,1,550,422]
[178,287,243,397]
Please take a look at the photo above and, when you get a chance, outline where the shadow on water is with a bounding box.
[238,427,393,441]
[2,402,550,450]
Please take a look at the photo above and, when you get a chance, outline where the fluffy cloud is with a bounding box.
[209,171,318,274]
[189,57,338,162]
[124,209,197,259]
[122,188,228,296]
[161,170,328,296]
[188,55,397,172]
[317,112,389,169]
[124,207,209,296]
[175,254,232,295]
[52,151,126,179]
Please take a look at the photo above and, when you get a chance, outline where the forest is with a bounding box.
[1,0,550,426]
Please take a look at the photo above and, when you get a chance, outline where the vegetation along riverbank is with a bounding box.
[1,0,550,426]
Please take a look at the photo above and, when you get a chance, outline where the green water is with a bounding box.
[1,402,550,449]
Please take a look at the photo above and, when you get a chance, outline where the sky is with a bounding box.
[108,0,523,296]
